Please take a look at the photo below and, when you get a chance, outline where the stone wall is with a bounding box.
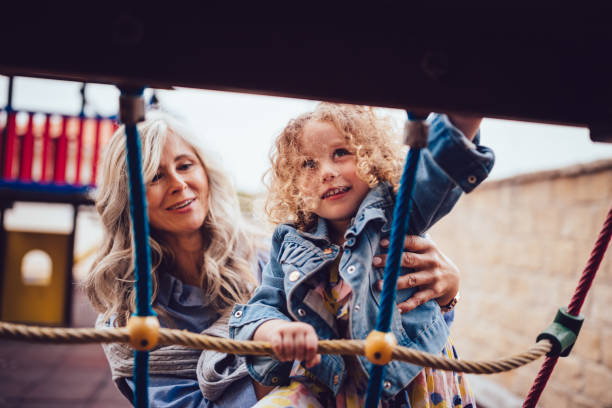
[429,159,612,407]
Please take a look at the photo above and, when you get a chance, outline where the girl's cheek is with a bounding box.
[299,178,319,198]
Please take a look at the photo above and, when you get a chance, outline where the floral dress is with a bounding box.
[252,259,476,408]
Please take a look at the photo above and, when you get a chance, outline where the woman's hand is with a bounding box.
[253,319,321,368]
[373,235,459,314]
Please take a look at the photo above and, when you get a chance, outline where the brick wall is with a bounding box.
[429,159,612,407]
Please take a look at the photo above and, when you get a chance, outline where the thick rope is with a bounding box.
[523,203,612,408]
[122,90,153,318]
[375,141,421,333]
[367,145,422,406]
[0,321,552,375]
[120,87,151,408]
[567,204,612,316]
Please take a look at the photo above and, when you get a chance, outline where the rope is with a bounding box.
[120,86,151,408]
[367,145,422,406]
[375,147,421,333]
[523,203,612,408]
[567,204,612,316]
[122,90,153,318]
[0,321,552,375]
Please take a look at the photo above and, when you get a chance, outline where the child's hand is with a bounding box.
[447,114,482,141]
[253,319,321,368]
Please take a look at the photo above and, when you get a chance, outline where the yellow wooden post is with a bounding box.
[1,231,71,325]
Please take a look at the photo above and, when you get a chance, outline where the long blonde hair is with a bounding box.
[265,103,405,230]
[85,112,259,327]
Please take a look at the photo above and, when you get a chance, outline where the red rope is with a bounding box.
[523,204,612,407]
[567,205,612,315]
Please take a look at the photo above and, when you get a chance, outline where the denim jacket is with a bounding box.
[229,114,494,400]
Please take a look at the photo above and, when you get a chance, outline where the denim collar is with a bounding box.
[346,182,394,238]
[355,181,395,214]
[296,216,333,245]
[156,271,207,308]
[297,182,395,243]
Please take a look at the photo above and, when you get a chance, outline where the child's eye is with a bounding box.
[302,159,317,170]
[333,148,351,158]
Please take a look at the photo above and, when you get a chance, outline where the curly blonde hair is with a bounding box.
[265,103,405,230]
[85,112,260,327]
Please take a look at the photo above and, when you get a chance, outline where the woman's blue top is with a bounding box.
[125,272,258,407]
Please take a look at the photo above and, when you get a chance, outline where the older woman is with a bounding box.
[85,112,463,407]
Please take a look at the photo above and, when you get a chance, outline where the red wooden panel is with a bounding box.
[90,118,102,186]
[40,114,51,182]
[18,113,34,181]
[53,116,68,183]
[2,111,17,179]
[75,116,84,185]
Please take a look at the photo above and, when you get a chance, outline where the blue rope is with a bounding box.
[122,87,153,408]
[124,119,154,317]
[364,143,423,407]
[133,351,149,408]
[365,364,387,408]
[376,146,421,332]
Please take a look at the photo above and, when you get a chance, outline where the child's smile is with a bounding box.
[321,186,351,199]
[300,120,370,235]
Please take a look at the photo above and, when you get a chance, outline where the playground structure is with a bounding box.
[1,5,612,407]
[0,79,116,325]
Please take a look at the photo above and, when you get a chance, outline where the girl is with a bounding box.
[231,103,494,407]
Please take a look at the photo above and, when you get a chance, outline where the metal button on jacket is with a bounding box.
[289,271,301,282]
[297,308,307,317]
[347,265,356,274]
[234,310,243,318]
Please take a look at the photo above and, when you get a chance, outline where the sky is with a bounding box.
[2,75,612,195]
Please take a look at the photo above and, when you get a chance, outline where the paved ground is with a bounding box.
[0,285,131,408]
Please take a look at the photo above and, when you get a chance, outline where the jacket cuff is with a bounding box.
[246,356,293,387]
[428,114,495,193]
[229,303,291,341]
[229,303,294,387]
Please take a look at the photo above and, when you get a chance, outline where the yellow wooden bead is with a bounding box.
[364,330,397,365]
[127,315,160,351]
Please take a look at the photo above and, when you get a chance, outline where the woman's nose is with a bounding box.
[169,173,188,193]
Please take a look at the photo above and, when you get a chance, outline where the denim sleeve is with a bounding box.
[406,114,495,235]
[229,229,294,386]
[427,113,495,193]
[124,376,257,408]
